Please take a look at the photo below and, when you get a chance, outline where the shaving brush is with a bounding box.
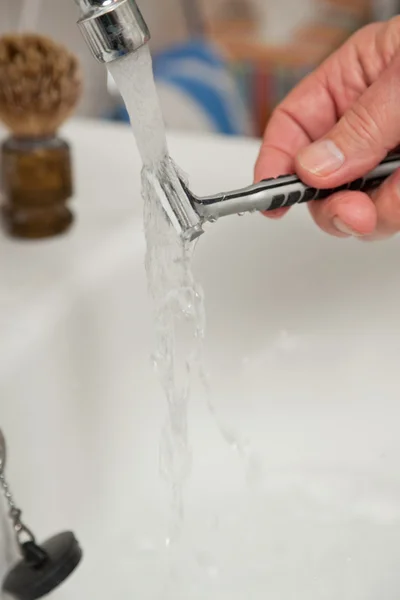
[0,34,83,239]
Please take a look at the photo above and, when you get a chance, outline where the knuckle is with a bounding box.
[381,16,400,64]
[339,101,383,151]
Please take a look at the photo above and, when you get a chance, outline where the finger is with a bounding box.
[257,145,293,219]
[307,169,400,240]
[308,191,377,237]
[296,53,400,188]
[255,72,341,186]
[255,20,394,186]
[255,74,341,220]
[256,129,301,219]
[364,167,400,240]
[262,206,289,219]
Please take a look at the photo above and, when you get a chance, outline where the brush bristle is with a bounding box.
[0,34,83,137]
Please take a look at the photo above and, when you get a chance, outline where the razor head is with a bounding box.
[158,177,204,242]
[144,169,204,243]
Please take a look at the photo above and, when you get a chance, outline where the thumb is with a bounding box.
[295,56,400,187]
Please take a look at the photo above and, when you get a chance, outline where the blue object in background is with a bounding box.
[111,40,252,136]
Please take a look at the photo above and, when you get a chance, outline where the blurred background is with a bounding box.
[0,0,399,138]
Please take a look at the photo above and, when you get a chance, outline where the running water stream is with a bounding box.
[108,51,254,591]
[108,48,206,543]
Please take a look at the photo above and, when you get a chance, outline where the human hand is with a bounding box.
[255,17,400,240]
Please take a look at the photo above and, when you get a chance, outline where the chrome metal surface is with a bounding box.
[152,172,204,242]
[188,155,400,222]
[75,0,150,64]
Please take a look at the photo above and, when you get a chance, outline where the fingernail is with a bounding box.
[298,140,345,176]
[333,217,364,237]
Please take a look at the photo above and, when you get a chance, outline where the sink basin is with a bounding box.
[1,119,400,599]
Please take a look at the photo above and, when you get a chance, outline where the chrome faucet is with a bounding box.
[74,0,150,64]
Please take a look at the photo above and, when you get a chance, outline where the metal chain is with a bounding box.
[0,471,21,522]
[0,435,36,546]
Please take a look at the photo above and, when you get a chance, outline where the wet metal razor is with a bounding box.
[173,153,400,241]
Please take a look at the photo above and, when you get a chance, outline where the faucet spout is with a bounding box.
[75,0,150,64]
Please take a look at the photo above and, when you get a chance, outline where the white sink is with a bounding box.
[1,119,400,600]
